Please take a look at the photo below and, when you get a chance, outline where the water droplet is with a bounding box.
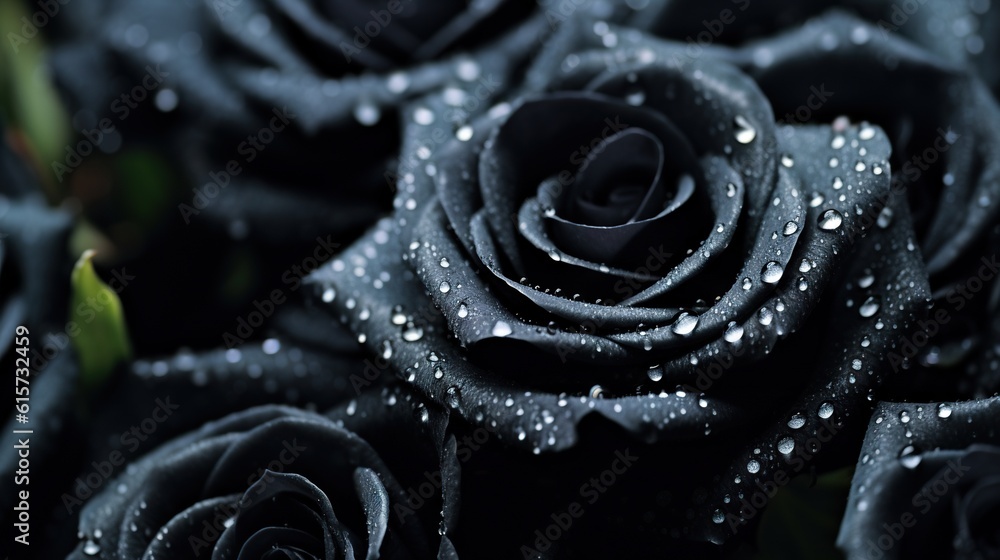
[899,410,910,423]
[777,437,795,454]
[783,221,799,236]
[761,261,784,284]
[354,102,381,126]
[781,154,794,168]
[832,177,844,190]
[734,115,757,144]
[83,540,101,556]
[456,59,481,81]
[747,460,760,474]
[876,206,894,228]
[671,313,699,336]
[456,126,474,142]
[457,303,469,318]
[381,341,393,360]
[626,90,646,105]
[446,386,461,408]
[712,509,725,524]
[818,209,844,230]
[798,278,809,291]
[810,193,825,207]
[859,296,881,318]
[726,183,738,197]
[787,414,806,429]
[859,127,876,140]
[391,310,407,325]
[742,277,752,290]
[402,326,424,342]
[589,385,604,399]
[386,72,410,93]
[818,402,834,419]
[858,273,875,289]
[492,321,513,337]
[439,257,450,268]
[852,358,862,371]
[799,259,813,272]
[724,322,744,343]
[647,367,663,382]
[831,135,846,149]
[439,281,451,294]
[758,308,774,326]
[322,288,336,303]
[937,404,952,419]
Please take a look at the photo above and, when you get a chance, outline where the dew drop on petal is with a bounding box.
[747,460,760,474]
[734,115,757,144]
[937,404,952,418]
[777,437,795,454]
[492,321,513,337]
[671,313,699,336]
[761,261,784,284]
[818,402,834,419]
[787,413,806,429]
[783,221,798,236]
[819,209,844,230]
[877,206,894,228]
[589,385,604,399]
[758,308,774,326]
[402,326,424,342]
[713,509,725,524]
[457,303,469,318]
[456,126,473,141]
[439,281,451,294]
[354,102,381,126]
[859,296,881,318]
[724,322,744,343]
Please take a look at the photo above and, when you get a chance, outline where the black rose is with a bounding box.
[38,1,571,354]
[838,396,1000,559]
[308,14,930,546]
[631,4,1000,397]
[69,390,461,559]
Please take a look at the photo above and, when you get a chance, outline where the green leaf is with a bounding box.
[70,250,132,387]
[753,467,852,560]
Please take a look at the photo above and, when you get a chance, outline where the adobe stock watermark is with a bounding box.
[875,0,930,38]
[844,125,959,246]
[338,0,412,63]
[663,0,752,68]
[887,253,999,371]
[6,0,72,53]
[60,397,180,514]
[50,64,170,182]
[724,416,841,534]
[775,85,835,128]
[178,106,296,223]
[393,422,500,524]
[384,78,502,194]
[188,438,308,556]
[863,457,972,559]
[520,448,639,558]
[222,235,340,348]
